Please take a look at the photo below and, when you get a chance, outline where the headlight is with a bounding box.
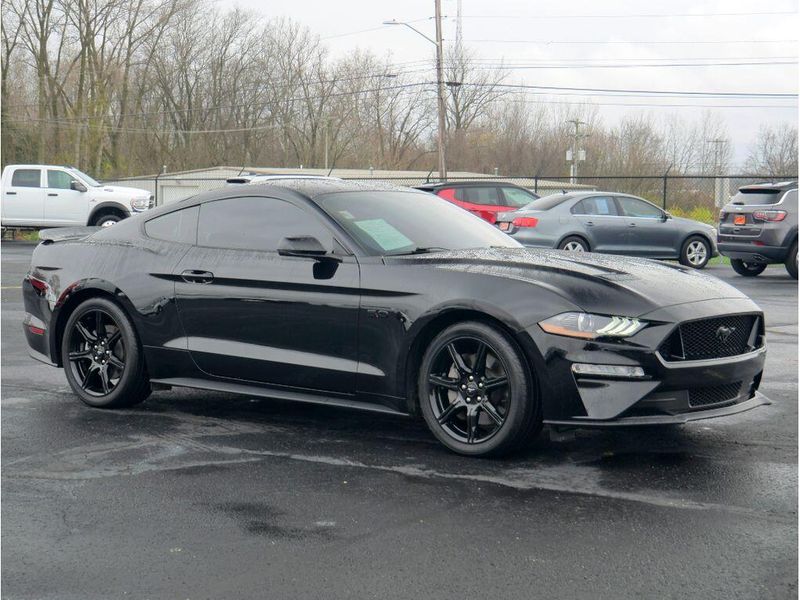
[131,197,149,211]
[539,312,646,340]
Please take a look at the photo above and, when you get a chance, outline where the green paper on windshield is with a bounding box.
[354,219,413,252]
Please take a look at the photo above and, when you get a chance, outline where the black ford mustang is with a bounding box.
[22,180,769,456]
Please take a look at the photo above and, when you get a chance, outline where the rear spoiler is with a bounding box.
[38,226,101,244]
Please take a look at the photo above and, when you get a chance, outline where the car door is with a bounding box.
[438,186,504,223]
[2,168,45,225]
[173,194,360,394]
[615,195,677,257]
[570,195,629,252]
[45,169,87,225]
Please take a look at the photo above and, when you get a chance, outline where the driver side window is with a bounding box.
[47,170,75,190]
[196,196,333,252]
[616,196,663,219]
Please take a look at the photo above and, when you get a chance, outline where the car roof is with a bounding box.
[416,180,531,190]
[181,178,418,205]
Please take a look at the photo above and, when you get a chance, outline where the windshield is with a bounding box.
[319,191,521,256]
[67,167,101,187]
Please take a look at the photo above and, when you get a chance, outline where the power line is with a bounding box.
[467,60,798,70]
[468,82,798,98]
[457,10,798,19]
[465,39,797,45]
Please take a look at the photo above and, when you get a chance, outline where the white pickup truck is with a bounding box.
[1,164,154,228]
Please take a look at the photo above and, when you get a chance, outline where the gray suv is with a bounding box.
[495,192,718,269]
[718,181,798,279]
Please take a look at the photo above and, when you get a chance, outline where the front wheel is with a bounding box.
[679,236,710,269]
[730,259,767,277]
[418,321,541,457]
[61,297,151,408]
[92,212,123,227]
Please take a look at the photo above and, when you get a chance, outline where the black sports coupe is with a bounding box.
[22,180,769,456]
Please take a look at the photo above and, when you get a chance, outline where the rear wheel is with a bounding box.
[730,259,767,277]
[558,236,589,252]
[61,297,151,408]
[418,321,541,457]
[785,242,798,279]
[679,236,710,269]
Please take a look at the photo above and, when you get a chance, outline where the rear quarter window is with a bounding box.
[145,206,199,244]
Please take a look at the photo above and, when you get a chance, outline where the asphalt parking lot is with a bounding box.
[1,241,797,600]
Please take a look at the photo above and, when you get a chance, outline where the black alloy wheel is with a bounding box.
[68,308,125,395]
[62,297,151,408]
[419,321,541,456]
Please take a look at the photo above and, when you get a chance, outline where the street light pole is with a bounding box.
[383,4,448,180]
[433,0,447,180]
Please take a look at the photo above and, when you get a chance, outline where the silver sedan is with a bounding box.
[495,192,718,269]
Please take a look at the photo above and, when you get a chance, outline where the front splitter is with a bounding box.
[543,391,771,428]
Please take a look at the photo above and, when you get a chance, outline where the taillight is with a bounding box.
[512,217,538,228]
[752,210,787,222]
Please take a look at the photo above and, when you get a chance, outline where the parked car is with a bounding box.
[23,180,767,457]
[1,165,154,228]
[415,181,539,224]
[494,191,718,269]
[717,181,798,279]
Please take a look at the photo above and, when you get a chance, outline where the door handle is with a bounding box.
[6,191,16,195]
[628,223,637,227]
[47,193,58,197]
[585,220,594,226]
[181,269,214,284]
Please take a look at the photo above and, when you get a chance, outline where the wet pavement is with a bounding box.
[1,241,797,599]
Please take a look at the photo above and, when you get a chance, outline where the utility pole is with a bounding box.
[434,0,448,180]
[567,119,587,184]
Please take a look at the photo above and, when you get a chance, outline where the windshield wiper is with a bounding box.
[387,246,448,256]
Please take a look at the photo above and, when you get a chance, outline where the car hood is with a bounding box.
[395,248,749,317]
[93,184,151,198]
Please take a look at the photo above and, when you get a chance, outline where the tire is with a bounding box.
[92,212,123,227]
[61,297,151,408]
[679,235,711,269]
[785,241,798,279]
[730,259,767,277]
[558,236,589,252]
[418,321,542,457]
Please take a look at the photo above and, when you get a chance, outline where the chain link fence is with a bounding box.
[109,173,796,225]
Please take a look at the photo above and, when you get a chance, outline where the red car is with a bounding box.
[415,182,540,224]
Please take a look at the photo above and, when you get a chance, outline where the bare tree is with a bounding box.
[744,123,798,176]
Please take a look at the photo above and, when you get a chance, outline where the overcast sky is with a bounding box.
[224,0,798,166]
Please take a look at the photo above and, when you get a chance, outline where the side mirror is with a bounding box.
[662,211,671,221]
[70,180,87,193]
[277,236,337,261]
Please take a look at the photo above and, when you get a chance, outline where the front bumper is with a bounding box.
[523,301,769,427]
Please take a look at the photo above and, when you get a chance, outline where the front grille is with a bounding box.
[659,314,761,361]
[688,382,742,408]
